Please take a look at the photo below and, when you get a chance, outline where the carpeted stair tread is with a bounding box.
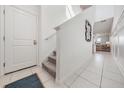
[48,55,56,65]
[42,61,56,78]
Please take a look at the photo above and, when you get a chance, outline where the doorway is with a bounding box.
[4,6,38,73]
[93,18,113,53]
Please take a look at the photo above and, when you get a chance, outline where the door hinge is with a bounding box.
[3,62,5,67]
[3,9,5,15]
[3,36,5,41]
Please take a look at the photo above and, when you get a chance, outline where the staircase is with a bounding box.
[42,51,56,78]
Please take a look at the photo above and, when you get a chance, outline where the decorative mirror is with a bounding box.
[85,20,92,42]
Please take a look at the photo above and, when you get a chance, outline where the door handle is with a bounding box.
[33,40,37,45]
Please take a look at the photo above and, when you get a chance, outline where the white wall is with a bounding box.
[56,6,95,81]
[95,5,114,22]
[39,5,82,63]
[39,5,68,63]
[111,6,124,76]
[112,5,124,32]
[67,5,81,17]
[71,5,81,15]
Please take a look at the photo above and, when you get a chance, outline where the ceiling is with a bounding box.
[80,5,92,10]
[94,17,113,34]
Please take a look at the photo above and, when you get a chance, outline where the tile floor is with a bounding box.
[0,52,124,88]
[64,52,124,88]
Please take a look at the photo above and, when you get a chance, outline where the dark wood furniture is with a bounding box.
[96,44,111,52]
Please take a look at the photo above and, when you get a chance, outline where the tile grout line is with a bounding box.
[79,75,98,87]
[66,74,80,88]
[99,58,105,88]
[67,63,91,88]
[69,60,99,88]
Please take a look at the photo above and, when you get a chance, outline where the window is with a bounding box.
[97,38,101,43]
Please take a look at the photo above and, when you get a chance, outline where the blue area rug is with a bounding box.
[5,74,44,88]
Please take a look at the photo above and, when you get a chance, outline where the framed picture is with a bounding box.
[85,20,92,42]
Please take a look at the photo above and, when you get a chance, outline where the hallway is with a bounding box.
[0,5,124,88]
[64,52,124,88]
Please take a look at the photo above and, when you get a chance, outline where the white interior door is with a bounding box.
[5,6,38,73]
